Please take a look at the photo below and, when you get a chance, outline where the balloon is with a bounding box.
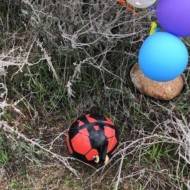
[156,0,190,37]
[127,0,156,8]
[138,32,189,82]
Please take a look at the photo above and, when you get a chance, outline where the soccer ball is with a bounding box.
[66,114,119,164]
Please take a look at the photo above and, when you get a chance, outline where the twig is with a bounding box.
[0,121,79,177]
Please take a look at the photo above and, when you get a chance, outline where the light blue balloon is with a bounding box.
[138,32,189,82]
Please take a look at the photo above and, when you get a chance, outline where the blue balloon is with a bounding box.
[138,32,189,82]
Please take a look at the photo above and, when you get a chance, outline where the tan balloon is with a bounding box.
[127,0,156,8]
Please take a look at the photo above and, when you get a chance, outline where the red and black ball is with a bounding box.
[66,114,119,164]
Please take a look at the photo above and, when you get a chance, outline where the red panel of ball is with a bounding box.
[104,126,115,138]
[71,133,92,155]
[85,149,99,161]
[107,136,118,153]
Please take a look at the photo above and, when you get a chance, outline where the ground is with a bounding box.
[0,1,190,190]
